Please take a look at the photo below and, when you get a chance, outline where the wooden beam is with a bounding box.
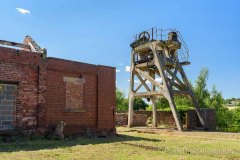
[134,81,144,92]
[152,49,183,131]
[135,68,164,90]
[128,95,134,127]
[0,40,30,50]
[173,90,191,96]
[135,73,151,92]
[133,91,165,97]
[128,50,135,128]
[150,71,157,127]
[166,77,184,90]
[165,67,185,88]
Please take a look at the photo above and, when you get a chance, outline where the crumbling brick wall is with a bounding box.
[134,111,176,127]
[116,109,216,130]
[0,47,46,131]
[0,46,116,135]
[116,111,175,127]
[186,109,216,130]
[116,113,147,126]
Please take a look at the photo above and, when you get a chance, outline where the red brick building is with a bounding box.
[0,36,116,135]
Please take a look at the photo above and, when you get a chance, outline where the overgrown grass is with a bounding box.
[0,127,239,160]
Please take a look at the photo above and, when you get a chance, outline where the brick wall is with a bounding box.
[116,113,147,126]
[97,65,116,134]
[0,47,46,131]
[42,58,116,135]
[117,109,216,130]
[134,111,176,127]
[116,111,176,127]
[0,47,116,135]
[42,58,99,135]
[186,109,216,130]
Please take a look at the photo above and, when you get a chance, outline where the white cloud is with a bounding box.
[156,77,162,83]
[127,80,140,83]
[16,8,31,14]
[116,69,121,73]
[125,66,130,72]
[146,78,162,84]
[118,63,123,66]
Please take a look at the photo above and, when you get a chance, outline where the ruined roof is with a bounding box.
[0,36,45,53]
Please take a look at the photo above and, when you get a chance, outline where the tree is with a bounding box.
[174,96,193,108]
[116,89,128,111]
[210,85,224,111]
[133,98,148,110]
[233,108,240,125]
[194,68,210,108]
[155,98,169,110]
[216,108,235,131]
[116,89,148,111]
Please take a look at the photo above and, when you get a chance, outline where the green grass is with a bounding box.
[0,127,240,160]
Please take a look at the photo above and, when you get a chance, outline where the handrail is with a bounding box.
[177,31,189,54]
[131,27,190,63]
[176,31,189,62]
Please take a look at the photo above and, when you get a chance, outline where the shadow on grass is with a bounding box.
[0,134,163,152]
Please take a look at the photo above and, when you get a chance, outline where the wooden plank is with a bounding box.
[0,40,30,50]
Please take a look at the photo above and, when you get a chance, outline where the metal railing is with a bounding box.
[132,27,190,63]
[176,31,189,63]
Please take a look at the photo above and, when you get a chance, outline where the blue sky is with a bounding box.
[0,0,240,98]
